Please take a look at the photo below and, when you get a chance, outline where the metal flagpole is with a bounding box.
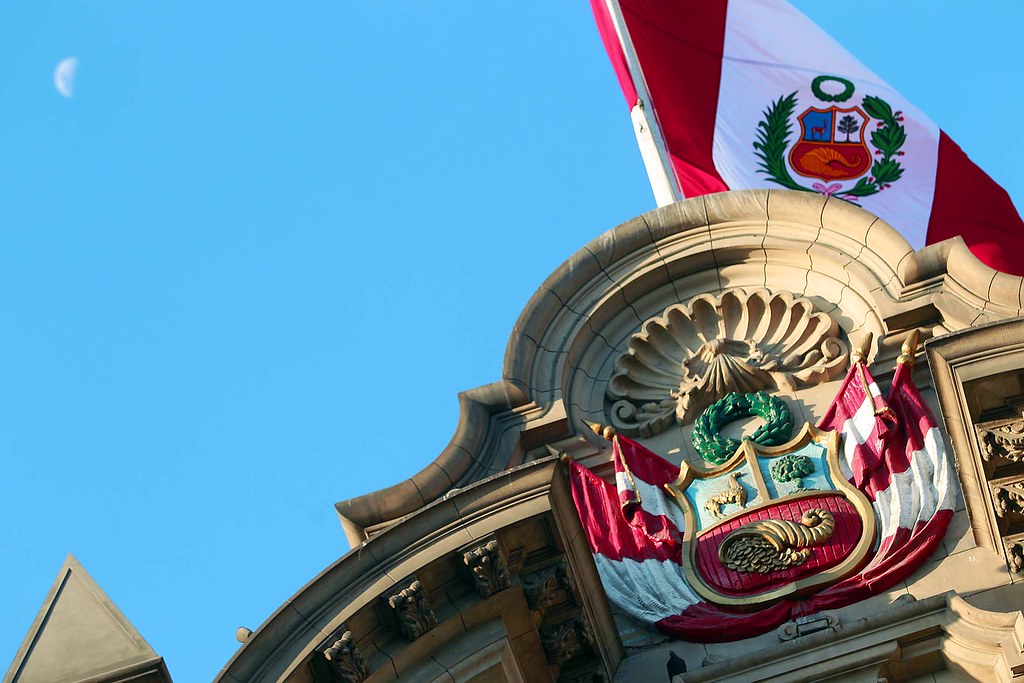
[602,0,684,206]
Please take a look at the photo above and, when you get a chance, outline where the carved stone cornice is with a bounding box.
[978,418,1024,464]
[606,288,848,436]
[385,579,437,641]
[322,631,370,683]
[462,540,511,598]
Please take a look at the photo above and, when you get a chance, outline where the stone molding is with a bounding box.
[679,593,1024,683]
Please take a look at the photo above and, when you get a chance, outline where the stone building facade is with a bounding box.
[8,190,1024,682]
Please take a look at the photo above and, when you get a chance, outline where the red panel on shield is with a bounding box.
[694,493,863,596]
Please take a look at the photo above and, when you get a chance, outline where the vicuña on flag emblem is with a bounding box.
[755,75,907,200]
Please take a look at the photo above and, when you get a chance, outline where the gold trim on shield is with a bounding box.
[663,423,877,608]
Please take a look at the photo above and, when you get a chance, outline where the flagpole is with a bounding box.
[603,0,684,206]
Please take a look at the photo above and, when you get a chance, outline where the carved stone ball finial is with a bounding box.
[851,331,874,366]
[235,627,252,643]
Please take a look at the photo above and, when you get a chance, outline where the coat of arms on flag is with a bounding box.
[755,75,906,200]
[568,333,958,642]
[589,0,1024,275]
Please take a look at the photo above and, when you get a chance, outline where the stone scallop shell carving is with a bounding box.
[606,288,849,437]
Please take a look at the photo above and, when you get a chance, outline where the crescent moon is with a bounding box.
[54,57,78,98]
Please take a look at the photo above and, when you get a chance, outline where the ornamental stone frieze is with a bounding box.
[606,288,848,437]
[321,631,370,683]
[384,579,437,641]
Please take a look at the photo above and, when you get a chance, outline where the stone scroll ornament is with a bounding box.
[569,333,959,642]
[606,289,848,437]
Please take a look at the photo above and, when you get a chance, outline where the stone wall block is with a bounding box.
[988,271,1024,315]
[820,195,876,246]
[704,189,769,226]
[766,188,826,226]
[945,238,999,303]
[581,216,653,271]
[863,216,912,272]
[644,200,711,243]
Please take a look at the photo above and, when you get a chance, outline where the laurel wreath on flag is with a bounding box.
[691,392,793,465]
[753,92,907,200]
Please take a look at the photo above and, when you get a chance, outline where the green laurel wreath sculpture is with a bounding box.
[691,392,793,465]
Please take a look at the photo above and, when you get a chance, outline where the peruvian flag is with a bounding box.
[567,360,957,642]
[590,0,1024,276]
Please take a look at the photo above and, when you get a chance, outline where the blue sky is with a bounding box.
[2,2,1021,680]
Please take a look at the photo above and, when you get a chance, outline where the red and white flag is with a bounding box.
[590,0,1024,276]
[568,359,956,642]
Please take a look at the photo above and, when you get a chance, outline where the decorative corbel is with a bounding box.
[385,579,437,641]
[322,630,370,683]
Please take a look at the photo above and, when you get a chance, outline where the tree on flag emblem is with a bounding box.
[754,75,907,200]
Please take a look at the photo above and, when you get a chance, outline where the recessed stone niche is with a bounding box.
[928,318,1024,574]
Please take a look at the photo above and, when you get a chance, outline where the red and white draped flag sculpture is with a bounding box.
[568,353,957,641]
[590,0,1024,276]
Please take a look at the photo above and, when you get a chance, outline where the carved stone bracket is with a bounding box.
[322,630,370,683]
[978,418,1024,463]
[1003,533,1024,574]
[384,579,437,641]
[462,540,511,598]
[991,477,1024,518]
[606,288,849,436]
[540,616,592,667]
[522,561,575,613]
